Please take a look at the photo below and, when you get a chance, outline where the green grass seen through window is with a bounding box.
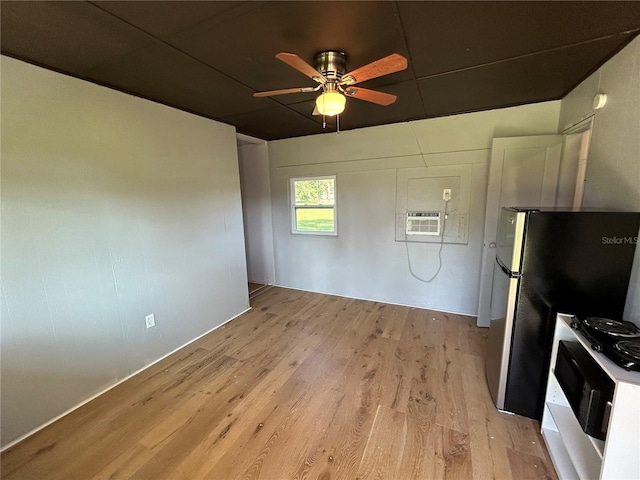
[295,208,335,232]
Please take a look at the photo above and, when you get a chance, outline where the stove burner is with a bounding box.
[583,317,640,338]
[614,339,640,360]
[574,317,640,371]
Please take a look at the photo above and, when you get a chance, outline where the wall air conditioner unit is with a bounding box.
[406,211,441,236]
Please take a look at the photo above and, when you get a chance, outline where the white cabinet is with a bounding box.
[541,314,640,479]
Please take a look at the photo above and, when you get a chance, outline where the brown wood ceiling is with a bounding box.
[2,1,640,140]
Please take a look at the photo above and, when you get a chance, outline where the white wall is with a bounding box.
[0,56,249,447]
[268,102,560,315]
[238,141,275,285]
[559,36,640,322]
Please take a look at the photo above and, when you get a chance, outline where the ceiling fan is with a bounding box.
[253,51,408,119]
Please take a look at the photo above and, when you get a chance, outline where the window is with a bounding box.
[290,176,337,235]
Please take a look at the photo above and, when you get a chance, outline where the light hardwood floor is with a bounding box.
[1,288,557,479]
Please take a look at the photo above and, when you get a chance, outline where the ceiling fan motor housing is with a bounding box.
[314,51,346,81]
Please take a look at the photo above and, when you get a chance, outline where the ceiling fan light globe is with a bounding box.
[316,92,346,116]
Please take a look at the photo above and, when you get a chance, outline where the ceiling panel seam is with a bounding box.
[560,31,640,99]
[392,0,427,119]
[87,1,260,95]
[414,30,640,82]
[86,1,317,126]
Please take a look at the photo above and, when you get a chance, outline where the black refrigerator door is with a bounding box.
[503,278,556,419]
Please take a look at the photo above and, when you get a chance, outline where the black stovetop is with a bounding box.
[571,317,640,372]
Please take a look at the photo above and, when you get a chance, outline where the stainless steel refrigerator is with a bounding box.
[485,207,640,420]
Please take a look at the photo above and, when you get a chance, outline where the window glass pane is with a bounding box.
[294,179,335,206]
[290,176,336,235]
[295,207,335,232]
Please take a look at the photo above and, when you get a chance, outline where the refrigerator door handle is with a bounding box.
[496,255,522,279]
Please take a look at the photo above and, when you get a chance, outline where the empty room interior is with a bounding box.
[2,2,640,479]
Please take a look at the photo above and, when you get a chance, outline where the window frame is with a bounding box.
[289,175,337,236]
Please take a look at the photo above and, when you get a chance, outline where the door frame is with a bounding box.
[561,117,594,209]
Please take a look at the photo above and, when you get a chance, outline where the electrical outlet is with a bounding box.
[145,314,155,329]
[443,188,452,201]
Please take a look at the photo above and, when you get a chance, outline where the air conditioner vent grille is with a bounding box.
[406,211,440,236]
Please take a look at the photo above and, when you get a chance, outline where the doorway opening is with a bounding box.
[236,133,276,300]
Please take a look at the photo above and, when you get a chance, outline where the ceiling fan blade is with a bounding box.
[340,53,408,85]
[343,87,397,106]
[253,86,317,97]
[276,52,326,84]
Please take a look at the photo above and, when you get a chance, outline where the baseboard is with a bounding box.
[271,283,477,319]
[248,283,273,299]
[1,307,251,452]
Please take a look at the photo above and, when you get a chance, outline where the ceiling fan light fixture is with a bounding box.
[316,91,346,116]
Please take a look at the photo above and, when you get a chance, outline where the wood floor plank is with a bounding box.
[442,427,472,479]
[90,443,156,480]
[227,293,346,371]
[397,307,469,434]
[460,314,488,357]
[434,349,469,433]
[181,376,312,479]
[398,412,445,479]
[364,302,409,342]
[459,351,555,480]
[329,305,401,397]
[1,287,559,480]
[506,447,557,480]
[393,308,439,414]
[81,356,249,480]
[204,380,344,480]
[291,298,368,385]
[174,316,334,478]
[299,388,378,480]
[428,312,470,434]
[294,310,403,479]
[459,350,509,480]
[126,362,273,480]
[255,386,345,480]
[501,413,550,458]
[406,370,438,426]
[197,310,280,357]
[356,404,407,480]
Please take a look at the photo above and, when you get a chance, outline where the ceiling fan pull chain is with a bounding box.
[321,84,327,129]
[336,114,340,135]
